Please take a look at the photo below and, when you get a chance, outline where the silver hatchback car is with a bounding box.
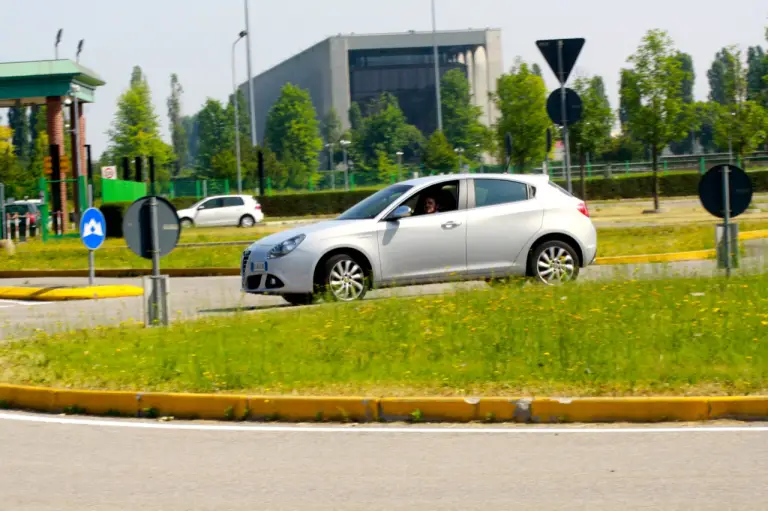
[242,173,597,305]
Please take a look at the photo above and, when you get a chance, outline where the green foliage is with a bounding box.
[348,102,363,131]
[569,76,614,158]
[746,46,767,104]
[321,107,342,145]
[7,103,30,163]
[422,130,458,171]
[351,93,419,171]
[440,69,489,160]
[196,98,233,176]
[493,58,550,171]
[167,73,187,176]
[622,29,691,208]
[669,52,696,155]
[28,105,48,181]
[375,150,398,182]
[106,66,172,169]
[265,83,323,187]
[713,101,767,161]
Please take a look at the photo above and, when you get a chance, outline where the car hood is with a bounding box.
[249,219,371,249]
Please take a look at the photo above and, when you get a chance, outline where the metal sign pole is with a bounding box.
[722,165,731,278]
[558,40,572,194]
[0,183,5,241]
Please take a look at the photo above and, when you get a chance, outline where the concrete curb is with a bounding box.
[0,285,144,301]
[1,384,767,423]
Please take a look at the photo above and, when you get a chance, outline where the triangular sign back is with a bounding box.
[536,38,585,85]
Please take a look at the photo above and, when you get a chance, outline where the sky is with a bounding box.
[1,0,766,157]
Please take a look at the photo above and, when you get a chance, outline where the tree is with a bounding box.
[348,102,363,131]
[532,63,543,77]
[7,103,30,162]
[106,66,172,170]
[265,83,322,187]
[351,92,419,171]
[708,48,744,105]
[423,130,458,171]
[568,75,614,198]
[746,45,767,105]
[28,105,48,180]
[321,107,342,145]
[181,114,199,170]
[440,69,490,160]
[167,73,187,176]
[713,101,767,165]
[493,58,549,171]
[0,126,22,186]
[622,29,691,211]
[196,98,233,176]
[669,52,697,155]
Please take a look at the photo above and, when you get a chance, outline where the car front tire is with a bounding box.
[323,254,367,302]
[531,240,580,285]
[180,218,193,228]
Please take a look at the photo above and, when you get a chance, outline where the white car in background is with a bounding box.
[176,195,264,228]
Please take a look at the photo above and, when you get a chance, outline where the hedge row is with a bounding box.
[101,171,768,237]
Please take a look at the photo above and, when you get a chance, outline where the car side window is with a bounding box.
[199,198,224,210]
[401,181,460,217]
[473,179,528,208]
[222,197,244,207]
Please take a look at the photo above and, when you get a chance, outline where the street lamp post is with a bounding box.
[396,151,404,181]
[454,147,464,172]
[340,139,351,190]
[431,0,443,132]
[232,30,247,194]
[326,143,335,190]
[55,29,62,59]
[244,0,257,146]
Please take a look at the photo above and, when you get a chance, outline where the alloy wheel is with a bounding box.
[536,246,576,284]
[328,259,365,301]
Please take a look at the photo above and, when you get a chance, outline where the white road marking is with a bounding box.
[0,299,53,307]
[1,412,767,434]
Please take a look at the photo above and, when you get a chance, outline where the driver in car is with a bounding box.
[423,196,439,214]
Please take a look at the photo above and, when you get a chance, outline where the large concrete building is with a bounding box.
[241,29,504,144]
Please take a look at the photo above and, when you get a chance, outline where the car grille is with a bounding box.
[241,250,251,274]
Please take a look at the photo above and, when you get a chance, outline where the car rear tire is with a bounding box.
[530,240,580,285]
[322,253,368,302]
[283,293,314,306]
[180,218,193,228]
[239,215,255,228]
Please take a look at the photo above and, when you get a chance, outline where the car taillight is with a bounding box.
[577,202,589,217]
[255,204,261,210]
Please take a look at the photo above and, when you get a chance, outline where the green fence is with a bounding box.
[102,178,147,204]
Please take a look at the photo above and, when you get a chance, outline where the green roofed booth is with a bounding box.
[0,59,105,232]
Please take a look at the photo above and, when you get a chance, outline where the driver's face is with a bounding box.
[424,197,437,214]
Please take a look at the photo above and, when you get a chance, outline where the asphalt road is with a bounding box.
[1,255,766,340]
[1,411,768,510]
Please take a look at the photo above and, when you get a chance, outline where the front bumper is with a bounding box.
[240,246,316,294]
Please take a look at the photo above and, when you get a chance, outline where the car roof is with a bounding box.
[399,172,551,188]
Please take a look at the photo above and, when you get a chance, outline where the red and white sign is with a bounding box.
[101,166,117,180]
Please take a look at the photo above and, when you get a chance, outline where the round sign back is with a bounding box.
[546,88,583,126]
[698,164,753,219]
[123,196,181,259]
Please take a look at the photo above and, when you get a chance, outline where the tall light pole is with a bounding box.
[55,29,62,59]
[396,151,404,181]
[431,0,443,132]
[340,139,351,190]
[454,147,464,172]
[326,142,335,190]
[244,0,257,146]
[76,39,84,63]
[232,30,247,194]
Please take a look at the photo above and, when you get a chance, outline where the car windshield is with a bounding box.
[337,184,413,220]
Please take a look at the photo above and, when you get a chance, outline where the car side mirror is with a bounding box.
[388,205,412,221]
[197,205,205,210]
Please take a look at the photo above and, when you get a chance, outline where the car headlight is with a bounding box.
[268,234,306,259]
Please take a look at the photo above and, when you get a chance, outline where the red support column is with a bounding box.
[46,96,67,233]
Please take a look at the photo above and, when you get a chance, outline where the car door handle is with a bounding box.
[441,221,462,229]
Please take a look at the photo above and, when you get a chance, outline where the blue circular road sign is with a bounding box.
[80,207,107,251]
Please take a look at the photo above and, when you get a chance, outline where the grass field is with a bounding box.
[2,275,767,396]
[5,220,768,270]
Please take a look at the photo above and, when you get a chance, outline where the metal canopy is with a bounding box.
[0,59,105,107]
